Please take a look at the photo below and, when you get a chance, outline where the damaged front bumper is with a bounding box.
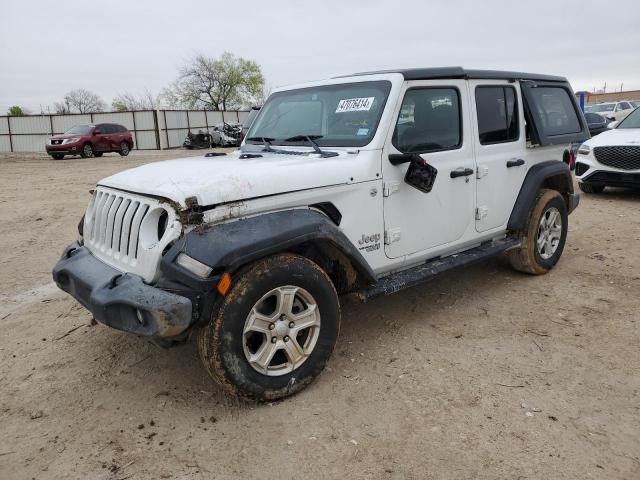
[52,243,192,339]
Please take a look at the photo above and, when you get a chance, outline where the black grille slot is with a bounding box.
[593,146,640,170]
[575,162,589,176]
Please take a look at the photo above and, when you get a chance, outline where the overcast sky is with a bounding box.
[1,0,639,113]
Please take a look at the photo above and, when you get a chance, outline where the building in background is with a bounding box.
[576,90,640,105]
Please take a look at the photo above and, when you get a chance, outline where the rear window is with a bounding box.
[527,87,582,136]
[475,86,519,144]
[588,103,614,113]
[584,113,605,123]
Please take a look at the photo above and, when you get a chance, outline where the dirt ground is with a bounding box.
[0,150,638,480]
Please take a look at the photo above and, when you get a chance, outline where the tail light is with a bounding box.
[563,148,576,171]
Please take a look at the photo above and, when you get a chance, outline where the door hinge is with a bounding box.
[476,165,489,179]
[383,181,400,197]
[384,228,401,245]
[475,206,489,220]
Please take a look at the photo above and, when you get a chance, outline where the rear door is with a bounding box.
[520,81,590,146]
[382,80,476,259]
[106,124,121,150]
[470,81,526,232]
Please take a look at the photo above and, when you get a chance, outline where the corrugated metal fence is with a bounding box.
[0,109,250,152]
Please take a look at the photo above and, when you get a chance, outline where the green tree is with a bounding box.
[7,105,25,116]
[162,52,264,110]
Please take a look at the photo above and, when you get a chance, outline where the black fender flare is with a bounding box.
[162,209,377,289]
[507,160,575,231]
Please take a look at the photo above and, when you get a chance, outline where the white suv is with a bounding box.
[575,106,640,193]
[53,67,588,400]
[586,101,635,122]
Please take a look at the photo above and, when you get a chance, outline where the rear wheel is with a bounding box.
[198,253,340,401]
[508,189,568,275]
[578,182,605,194]
[51,153,64,160]
[80,143,94,158]
[118,141,130,156]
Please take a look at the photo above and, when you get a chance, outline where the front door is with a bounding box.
[469,80,527,232]
[382,80,475,259]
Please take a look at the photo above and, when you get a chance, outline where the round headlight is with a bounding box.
[139,207,170,249]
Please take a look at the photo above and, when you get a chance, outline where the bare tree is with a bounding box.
[112,89,159,111]
[162,52,264,110]
[56,89,106,113]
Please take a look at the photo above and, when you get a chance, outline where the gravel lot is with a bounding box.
[1,151,639,479]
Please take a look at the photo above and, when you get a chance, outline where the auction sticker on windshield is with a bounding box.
[336,97,375,113]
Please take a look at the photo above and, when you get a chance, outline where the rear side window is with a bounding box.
[114,124,126,132]
[527,87,581,136]
[475,86,519,144]
[392,87,461,154]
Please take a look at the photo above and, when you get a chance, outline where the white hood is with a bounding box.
[99,150,379,209]
[586,128,640,147]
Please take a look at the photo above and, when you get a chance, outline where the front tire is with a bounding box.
[198,253,340,401]
[80,143,94,158]
[118,141,130,156]
[508,189,568,275]
[51,153,64,160]
[94,152,103,157]
[578,182,605,194]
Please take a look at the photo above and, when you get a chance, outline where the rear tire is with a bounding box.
[51,154,64,160]
[80,143,94,158]
[197,253,340,401]
[508,189,568,275]
[118,141,130,156]
[578,183,605,194]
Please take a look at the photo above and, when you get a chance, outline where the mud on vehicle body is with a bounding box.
[53,67,589,400]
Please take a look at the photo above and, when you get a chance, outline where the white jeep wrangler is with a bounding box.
[53,67,589,400]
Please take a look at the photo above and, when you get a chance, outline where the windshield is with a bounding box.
[587,104,614,113]
[65,124,94,134]
[617,107,640,128]
[246,81,392,147]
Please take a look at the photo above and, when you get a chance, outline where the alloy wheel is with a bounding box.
[242,285,321,376]
[536,206,562,260]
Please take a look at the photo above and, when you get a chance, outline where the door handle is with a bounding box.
[450,167,474,178]
[506,158,525,168]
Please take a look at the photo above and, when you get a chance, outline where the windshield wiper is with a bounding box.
[284,135,338,158]
[246,136,275,152]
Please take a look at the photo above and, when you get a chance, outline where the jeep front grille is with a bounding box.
[593,146,640,170]
[83,187,181,282]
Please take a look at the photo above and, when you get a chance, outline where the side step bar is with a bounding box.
[358,237,521,301]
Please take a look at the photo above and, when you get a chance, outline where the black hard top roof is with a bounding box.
[342,67,567,83]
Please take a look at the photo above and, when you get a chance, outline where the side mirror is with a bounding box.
[388,153,438,193]
[93,129,100,135]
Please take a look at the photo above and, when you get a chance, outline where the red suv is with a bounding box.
[46,123,134,160]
